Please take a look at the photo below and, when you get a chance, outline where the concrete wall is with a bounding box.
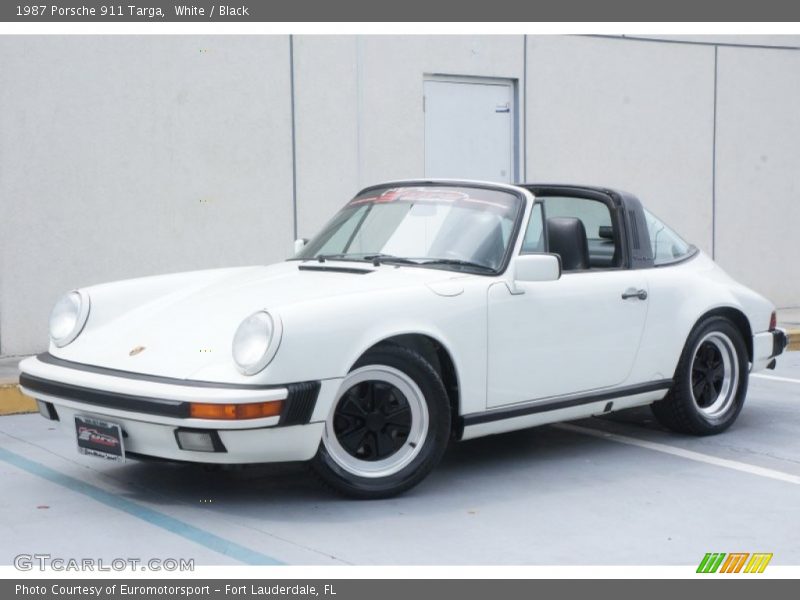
[525,36,715,254]
[293,35,524,237]
[1,34,798,355]
[715,46,800,302]
[0,36,295,355]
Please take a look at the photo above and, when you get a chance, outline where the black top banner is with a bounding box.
[3,0,800,22]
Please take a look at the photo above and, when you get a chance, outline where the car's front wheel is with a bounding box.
[651,316,749,435]
[310,345,451,498]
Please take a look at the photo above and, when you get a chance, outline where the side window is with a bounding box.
[520,202,545,254]
[643,209,693,265]
[542,196,619,270]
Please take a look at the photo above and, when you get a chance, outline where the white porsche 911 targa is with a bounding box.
[20,181,787,497]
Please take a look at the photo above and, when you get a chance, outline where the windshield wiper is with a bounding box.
[314,253,491,271]
[314,253,358,263]
[362,254,421,266]
[418,258,495,272]
[313,253,419,266]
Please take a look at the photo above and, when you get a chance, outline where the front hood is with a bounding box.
[53,261,467,379]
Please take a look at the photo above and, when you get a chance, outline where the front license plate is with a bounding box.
[75,415,125,462]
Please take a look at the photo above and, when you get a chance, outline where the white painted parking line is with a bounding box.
[752,373,800,384]
[554,423,800,486]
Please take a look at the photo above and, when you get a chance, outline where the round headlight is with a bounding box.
[49,290,91,347]
[232,310,282,375]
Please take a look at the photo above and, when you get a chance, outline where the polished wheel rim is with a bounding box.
[323,366,429,478]
[690,331,739,417]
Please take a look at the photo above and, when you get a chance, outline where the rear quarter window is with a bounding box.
[644,209,694,265]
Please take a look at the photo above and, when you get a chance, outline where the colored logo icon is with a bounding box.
[697,553,773,573]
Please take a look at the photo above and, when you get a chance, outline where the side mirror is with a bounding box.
[293,238,308,255]
[510,254,561,292]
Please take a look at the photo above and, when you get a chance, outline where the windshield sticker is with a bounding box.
[350,188,469,205]
[349,187,515,214]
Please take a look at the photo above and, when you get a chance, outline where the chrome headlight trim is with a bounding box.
[49,290,91,348]
[231,310,283,376]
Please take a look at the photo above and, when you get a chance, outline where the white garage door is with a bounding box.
[424,78,516,183]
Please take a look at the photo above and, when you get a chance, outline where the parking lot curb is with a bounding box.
[0,381,36,415]
[787,329,800,353]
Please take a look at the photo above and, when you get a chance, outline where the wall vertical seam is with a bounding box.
[523,34,528,182]
[712,45,718,259]
[355,37,363,188]
[289,35,298,240]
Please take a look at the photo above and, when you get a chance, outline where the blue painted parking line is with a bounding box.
[0,446,282,565]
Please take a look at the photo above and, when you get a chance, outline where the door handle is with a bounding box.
[621,288,648,300]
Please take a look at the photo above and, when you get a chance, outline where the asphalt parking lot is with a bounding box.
[1,355,799,566]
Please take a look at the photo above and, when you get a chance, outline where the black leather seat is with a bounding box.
[546,217,590,271]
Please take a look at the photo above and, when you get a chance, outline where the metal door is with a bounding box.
[424,78,515,183]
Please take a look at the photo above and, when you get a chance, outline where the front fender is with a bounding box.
[192,280,491,416]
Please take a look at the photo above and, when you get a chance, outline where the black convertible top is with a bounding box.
[519,183,655,270]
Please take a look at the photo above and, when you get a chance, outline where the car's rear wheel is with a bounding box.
[651,316,749,435]
[311,345,450,498]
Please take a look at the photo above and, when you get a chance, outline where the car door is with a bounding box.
[486,192,649,407]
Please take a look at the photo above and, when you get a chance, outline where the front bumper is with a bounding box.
[752,328,787,372]
[19,354,340,464]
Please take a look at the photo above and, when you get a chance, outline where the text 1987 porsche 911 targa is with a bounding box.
[19,181,787,497]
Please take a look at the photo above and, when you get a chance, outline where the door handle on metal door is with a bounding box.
[621,288,648,300]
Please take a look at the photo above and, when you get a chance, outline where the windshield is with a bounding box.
[294,185,523,273]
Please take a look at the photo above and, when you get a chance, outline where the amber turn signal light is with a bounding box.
[189,401,284,420]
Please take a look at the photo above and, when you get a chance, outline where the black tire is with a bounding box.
[651,316,749,435]
[310,344,451,499]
